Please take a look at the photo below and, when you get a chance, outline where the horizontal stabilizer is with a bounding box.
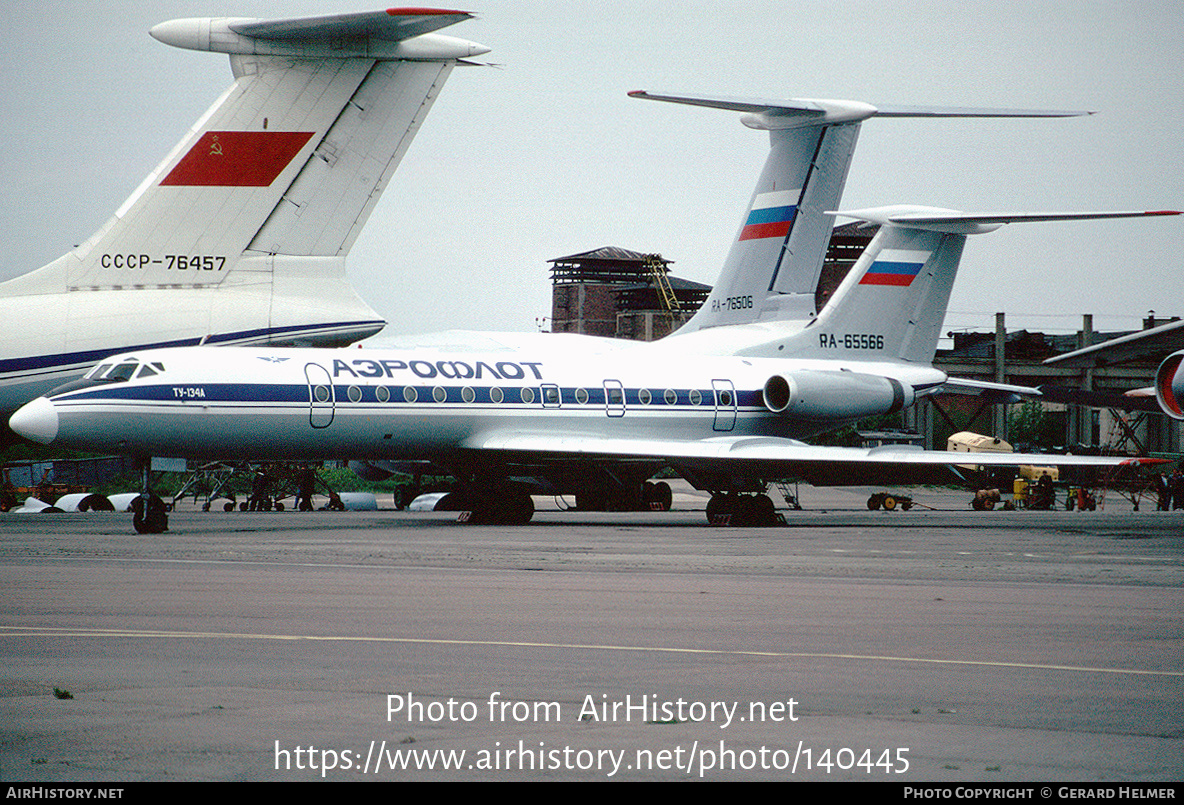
[629,91,1090,130]
[151,8,488,60]
[833,206,1182,234]
[230,9,474,42]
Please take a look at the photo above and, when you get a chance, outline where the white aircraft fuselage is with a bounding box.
[17,336,943,461]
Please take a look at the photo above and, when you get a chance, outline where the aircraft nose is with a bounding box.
[9,397,59,445]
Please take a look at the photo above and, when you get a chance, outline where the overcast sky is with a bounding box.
[2,1,1181,344]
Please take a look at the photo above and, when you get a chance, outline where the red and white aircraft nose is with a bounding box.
[9,397,59,445]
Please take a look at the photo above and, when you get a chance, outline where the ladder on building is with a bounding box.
[645,253,681,325]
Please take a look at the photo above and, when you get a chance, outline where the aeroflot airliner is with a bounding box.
[9,92,1177,528]
[0,8,489,439]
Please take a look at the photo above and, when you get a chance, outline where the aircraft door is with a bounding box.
[305,362,335,428]
[712,379,736,431]
[603,380,625,417]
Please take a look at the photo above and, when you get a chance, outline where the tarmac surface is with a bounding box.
[1,482,1181,782]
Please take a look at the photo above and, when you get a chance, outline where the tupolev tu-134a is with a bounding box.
[9,92,1178,527]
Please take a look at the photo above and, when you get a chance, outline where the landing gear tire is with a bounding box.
[456,489,535,525]
[641,480,673,512]
[132,494,169,534]
[706,492,778,527]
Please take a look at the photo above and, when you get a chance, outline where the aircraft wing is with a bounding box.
[939,377,1042,403]
[1035,385,1165,413]
[1043,319,1184,369]
[464,432,1159,487]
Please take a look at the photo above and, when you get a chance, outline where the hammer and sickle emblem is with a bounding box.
[209,135,223,157]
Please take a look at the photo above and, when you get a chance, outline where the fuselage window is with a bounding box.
[432,386,447,403]
[544,386,559,405]
[490,387,504,404]
[347,385,363,403]
[575,388,589,405]
[719,390,733,406]
[461,386,476,403]
[689,389,703,406]
[664,389,677,405]
[403,386,418,403]
[313,385,331,403]
[375,386,390,403]
[607,387,623,406]
[638,388,652,405]
[520,387,535,404]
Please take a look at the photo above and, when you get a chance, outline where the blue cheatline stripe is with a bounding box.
[57,383,768,410]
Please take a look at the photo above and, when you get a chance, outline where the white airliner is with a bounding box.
[9,93,1177,528]
[0,8,489,439]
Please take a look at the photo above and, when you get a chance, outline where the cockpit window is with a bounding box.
[105,362,139,382]
[83,359,164,383]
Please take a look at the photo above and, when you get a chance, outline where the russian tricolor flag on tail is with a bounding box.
[859,249,931,287]
[739,190,800,241]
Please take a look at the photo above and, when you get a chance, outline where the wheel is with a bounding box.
[901,501,913,511]
[706,493,726,524]
[224,502,235,512]
[647,481,672,512]
[132,494,168,534]
[882,496,897,511]
[751,493,776,526]
[867,495,880,510]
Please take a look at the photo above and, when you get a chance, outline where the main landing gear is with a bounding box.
[705,492,781,527]
[132,459,168,534]
[439,486,536,525]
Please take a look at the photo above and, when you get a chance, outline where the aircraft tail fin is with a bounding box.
[4,9,487,345]
[763,207,1181,364]
[629,92,1092,336]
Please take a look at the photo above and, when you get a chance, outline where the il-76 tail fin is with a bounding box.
[6,9,487,310]
[766,207,1181,364]
[630,92,1092,336]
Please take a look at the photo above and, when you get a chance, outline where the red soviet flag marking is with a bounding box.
[161,131,314,187]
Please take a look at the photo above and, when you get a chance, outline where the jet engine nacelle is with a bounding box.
[763,371,914,420]
[1155,350,1184,420]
